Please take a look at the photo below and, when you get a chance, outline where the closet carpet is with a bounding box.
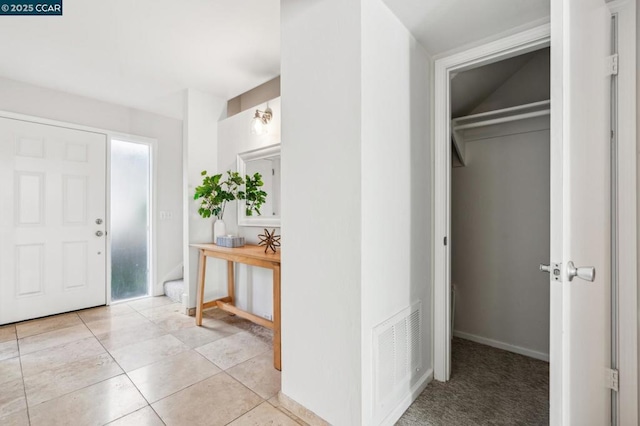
[397,338,549,426]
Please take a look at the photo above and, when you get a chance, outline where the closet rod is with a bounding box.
[453,99,551,123]
[453,109,550,131]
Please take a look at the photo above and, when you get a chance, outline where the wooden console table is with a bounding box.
[191,243,281,370]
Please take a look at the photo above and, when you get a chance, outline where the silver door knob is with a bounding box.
[95,230,104,237]
[566,261,595,282]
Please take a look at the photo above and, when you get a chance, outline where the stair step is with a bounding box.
[164,279,184,303]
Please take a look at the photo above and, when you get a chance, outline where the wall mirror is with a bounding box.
[237,143,281,227]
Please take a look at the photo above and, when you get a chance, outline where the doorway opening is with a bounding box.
[428,27,552,424]
[110,139,151,302]
[451,46,550,421]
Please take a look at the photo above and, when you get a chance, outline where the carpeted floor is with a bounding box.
[397,338,549,426]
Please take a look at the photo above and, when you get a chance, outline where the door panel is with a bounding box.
[551,0,612,423]
[0,117,107,324]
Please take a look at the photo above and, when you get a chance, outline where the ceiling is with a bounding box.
[0,0,280,119]
[381,0,550,55]
[0,1,551,120]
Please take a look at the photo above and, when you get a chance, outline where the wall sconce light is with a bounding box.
[250,106,273,135]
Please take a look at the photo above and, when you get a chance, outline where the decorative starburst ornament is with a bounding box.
[258,228,281,253]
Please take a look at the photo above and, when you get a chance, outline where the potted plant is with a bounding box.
[194,170,269,243]
[194,170,244,242]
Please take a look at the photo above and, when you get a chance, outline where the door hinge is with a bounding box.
[605,368,619,391]
[607,54,619,76]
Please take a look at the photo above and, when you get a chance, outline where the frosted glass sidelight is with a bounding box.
[110,140,150,301]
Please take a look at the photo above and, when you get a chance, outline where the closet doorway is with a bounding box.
[451,46,551,420]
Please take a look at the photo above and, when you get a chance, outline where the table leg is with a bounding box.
[195,250,207,326]
[227,260,235,305]
[273,264,281,371]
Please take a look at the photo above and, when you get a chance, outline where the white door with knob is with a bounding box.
[550,0,613,423]
[0,116,107,325]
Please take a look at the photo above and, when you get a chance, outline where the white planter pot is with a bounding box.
[213,219,226,244]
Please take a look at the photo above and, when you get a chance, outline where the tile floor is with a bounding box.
[0,297,304,426]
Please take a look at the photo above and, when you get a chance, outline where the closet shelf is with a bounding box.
[451,100,550,167]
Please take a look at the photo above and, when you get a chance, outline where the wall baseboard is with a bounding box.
[380,368,433,426]
[453,330,549,362]
[275,392,330,426]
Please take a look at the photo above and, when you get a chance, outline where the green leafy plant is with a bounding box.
[194,170,244,220]
[241,172,268,216]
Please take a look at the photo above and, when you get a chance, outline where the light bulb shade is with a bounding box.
[251,115,266,135]
[250,108,271,135]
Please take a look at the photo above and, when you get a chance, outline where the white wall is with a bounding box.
[214,97,281,319]
[361,0,432,424]
[281,0,432,424]
[183,89,227,308]
[451,124,550,359]
[0,77,183,296]
[281,0,363,424]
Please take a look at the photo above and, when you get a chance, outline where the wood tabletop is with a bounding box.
[190,243,281,263]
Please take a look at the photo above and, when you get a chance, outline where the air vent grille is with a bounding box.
[373,301,422,422]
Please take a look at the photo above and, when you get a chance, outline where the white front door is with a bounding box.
[0,117,107,324]
[550,0,612,423]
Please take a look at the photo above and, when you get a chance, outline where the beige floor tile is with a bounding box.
[0,357,22,385]
[228,402,301,426]
[152,373,262,426]
[128,350,220,403]
[202,307,228,320]
[28,375,147,426]
[21,336,104,377]
[151,311,198,332]
[0,340,19,361]
[208,314,274,346]
[196,331,270,370]
[0,378,26,418]
[109,334,189,372]
[0,325,16,343]
[269,395,326,426]
[24,352,123,406]
[138,303,184,321]
[170,319,242,348]
[227,352,281,399]
[276,407,309,426]
[0,408,29,426]
[127,296,175,312]
[84,312,152,335]
[16,312,82,339]
[97,321,167,352]
[18,324,92,355]
[78,303,136,323]
[107,406,164,426]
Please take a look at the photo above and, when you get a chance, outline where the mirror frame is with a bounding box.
[237,143,281,227]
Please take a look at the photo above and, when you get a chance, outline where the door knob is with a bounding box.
[566,261,596,282]
[95,230,104,237]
